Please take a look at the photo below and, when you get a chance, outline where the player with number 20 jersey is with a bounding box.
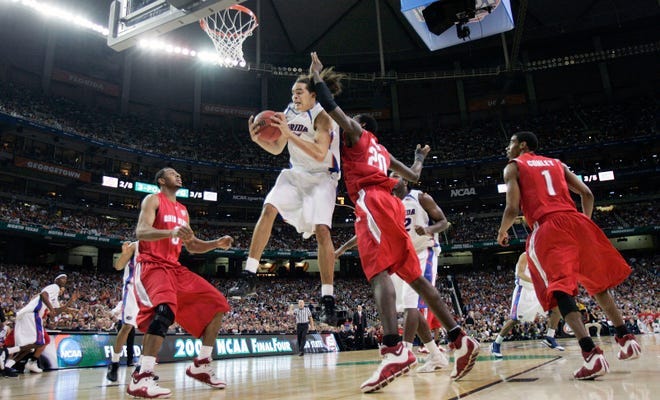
[341,130,421,284]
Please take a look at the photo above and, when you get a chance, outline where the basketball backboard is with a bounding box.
[401,0,514,51]
[108,0,246,51]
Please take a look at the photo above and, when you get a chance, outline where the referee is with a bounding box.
[288,300,315,356]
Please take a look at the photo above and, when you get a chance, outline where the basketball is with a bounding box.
[254,110,281,143]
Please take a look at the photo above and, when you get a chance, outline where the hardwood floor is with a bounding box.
[3,334,658,399]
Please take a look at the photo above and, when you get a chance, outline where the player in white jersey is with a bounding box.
[390,173,451,373]
[6,274,77,373]
[489,252,564,358]
[106,241,139,382]
[230,69,345,325]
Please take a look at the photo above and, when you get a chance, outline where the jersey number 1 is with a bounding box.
[541,170,557,196]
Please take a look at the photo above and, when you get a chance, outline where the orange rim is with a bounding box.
[199,4,258,39]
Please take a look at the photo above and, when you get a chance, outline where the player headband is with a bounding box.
[55,274,67,281]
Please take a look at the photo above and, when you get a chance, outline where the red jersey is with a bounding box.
[341,129,398,203]
[512,152,577,228]
[138,192,188,265]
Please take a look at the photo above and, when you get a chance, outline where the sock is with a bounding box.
[245,257,259,274]
[403,341,413,350]
[447,326,462,343]
[7,346,20,355]
[495,334,504,345]
[614,325,628,338]
[425,340,441,357]
[5,359,16,368]
[111,350,121,363]
[383,334,401,347]
[141,356,156,373]
[321,284,334,297]
[546,328,556,338]
[199,345,213,360]
[578,337,595,353]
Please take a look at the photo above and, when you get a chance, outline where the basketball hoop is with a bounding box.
[199,4,258,67]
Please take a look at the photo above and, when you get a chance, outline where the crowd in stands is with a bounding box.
[1,254,657,347]
[1,199,657,251]
[0,81,656,172]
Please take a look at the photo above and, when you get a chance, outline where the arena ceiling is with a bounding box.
[8,0,660,71]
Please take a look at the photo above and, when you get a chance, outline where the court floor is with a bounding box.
[3,334,658,400]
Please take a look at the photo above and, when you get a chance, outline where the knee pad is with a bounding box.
[147,304,174,337]
[553,291,579,318]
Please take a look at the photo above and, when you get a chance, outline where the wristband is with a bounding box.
[314,82,338,113]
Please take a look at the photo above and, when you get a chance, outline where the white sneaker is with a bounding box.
[25,359,43,373]
[186,357,226,389]
[416,348,449,373]
[360,342,417,393]
[127,370,171,398]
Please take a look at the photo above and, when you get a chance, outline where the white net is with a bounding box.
[200,5,258,67]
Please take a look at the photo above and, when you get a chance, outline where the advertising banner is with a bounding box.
[39,332,339,370]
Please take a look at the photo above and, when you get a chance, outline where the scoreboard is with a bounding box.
[101,175,218,202]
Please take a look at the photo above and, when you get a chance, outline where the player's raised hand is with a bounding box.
[310,52,323,75]
[215,235,234,250]
[415,144,431,160]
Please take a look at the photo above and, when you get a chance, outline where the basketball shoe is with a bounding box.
[25,359,43,373]
[541,336,565,351]
[319,295,337,325]
[360,342,417,393]
[573,346,609,380]
[227,270,257,299]
[186,357,226,389]
[615,334,641,360]
[106,362,119,382]
[489,342,503,358]
[417,346,430,354]
[127,370,171,398]
[416,346,449,373]
[449,331,480,380]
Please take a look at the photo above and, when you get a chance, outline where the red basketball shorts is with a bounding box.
[354,187,421,283]
[134,261,230,338]
[526,212,631,310]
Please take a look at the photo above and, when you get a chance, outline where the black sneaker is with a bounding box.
[319,295,337,325]
[106,362,119,382]
[228,270,257,299]
[3,367,19,377]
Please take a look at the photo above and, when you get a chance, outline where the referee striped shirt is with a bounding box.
[293,306,312,324]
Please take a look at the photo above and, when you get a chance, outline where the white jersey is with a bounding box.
[402,189,439,252]
[120,242,139,327]
[284,102,340,174]
[17,283,60,318]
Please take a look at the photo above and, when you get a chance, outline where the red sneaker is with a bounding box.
[186,357,226,389]
[573,346,609,380]
[360,342,417,393]
[449,331,480,380]
[615,334,641,361]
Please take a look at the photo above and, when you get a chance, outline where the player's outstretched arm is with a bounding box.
[498,162,521,246]
[335,235,358,258]
[114,241,136,271]
[309,52,363,147]
[389,144,430,183]
[248,114,287,155]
